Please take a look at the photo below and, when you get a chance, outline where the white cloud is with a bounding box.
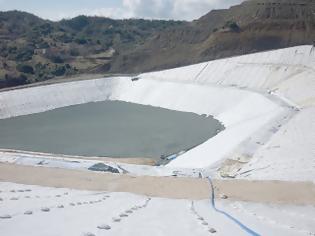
[32,0,244,21]
[119,0,244,20]
[88,7,133,19]
[122,0,173,19]
[35,7,131,21]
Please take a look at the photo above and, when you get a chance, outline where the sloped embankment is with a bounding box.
[0,45,314,182]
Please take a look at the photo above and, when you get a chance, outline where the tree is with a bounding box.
[226,21,240,32]
[14,47,34,61]
[16,64,34,74]
[3,73,29,88]
[52,65,66,76]
[75,37,87,45]
[51,55,64,64]
[62,15,89,31]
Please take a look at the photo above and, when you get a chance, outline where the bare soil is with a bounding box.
[0,163,314,205]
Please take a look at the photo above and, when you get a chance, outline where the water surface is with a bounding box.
[0,101,224,159]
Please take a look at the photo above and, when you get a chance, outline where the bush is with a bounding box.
[38,41,50,49]
[226,21,240,32]
[16,64,34,74]
[8,46,17,54]
[50,55,64,64]
[2,73,29,88]
[75,37,87,44]
[15,48,34,61]
[56,33,73,43]
[63,15,89,31]
[39,23,53,35]
[69,48,80,56]
[52,65,66,76]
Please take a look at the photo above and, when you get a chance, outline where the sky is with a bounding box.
[0,0,244,21]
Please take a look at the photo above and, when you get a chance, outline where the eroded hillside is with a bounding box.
[111,0,315,73]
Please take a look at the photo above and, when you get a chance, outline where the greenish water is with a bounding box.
[0,101,224,159]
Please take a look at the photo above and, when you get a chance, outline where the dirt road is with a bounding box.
[0,163,314,204]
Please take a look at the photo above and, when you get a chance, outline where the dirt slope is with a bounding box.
[111,0,315,73]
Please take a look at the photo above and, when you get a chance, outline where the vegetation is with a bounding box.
[0,11,184,89]
[225,21,240,32]
[61,15,89,31]
[0,73,29,88]
[16,64,34,74]
[51,65,66,76]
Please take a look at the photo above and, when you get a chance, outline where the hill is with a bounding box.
[111,0,315,73]
[1,0,315,88]
[0,11,183,88]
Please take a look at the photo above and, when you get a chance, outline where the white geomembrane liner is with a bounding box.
[0,182,314,236]
[0,45,315,181]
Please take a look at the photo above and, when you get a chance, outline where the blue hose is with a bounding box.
[207,177,261,236]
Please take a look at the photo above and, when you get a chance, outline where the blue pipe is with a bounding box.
[207,177,261,236]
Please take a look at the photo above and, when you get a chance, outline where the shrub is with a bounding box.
[38,23,53,35]
[15,48,34,61]
[3,73,29,88]
[50,55,64,64]
[75,37,87,44]
[63,15,89,31]
[57,33,73,43]
[69,48,80,56]
[16,64,34,74]
[38,41,50,49]
[52,65,66,76]
[226,21,240,32]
